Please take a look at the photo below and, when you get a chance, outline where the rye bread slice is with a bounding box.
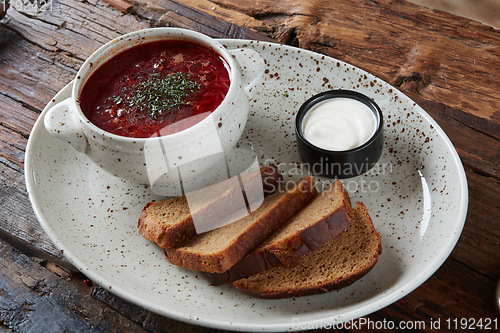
[138,164,282,248]
[205,180,354,285]
[164,176,318,273]
[232,202,382,299]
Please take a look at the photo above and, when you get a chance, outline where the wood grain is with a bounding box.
[0,238,146,332]
[0,0,499,332]
[103,0,134,13]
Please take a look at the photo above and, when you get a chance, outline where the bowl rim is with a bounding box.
[71,27,238,142]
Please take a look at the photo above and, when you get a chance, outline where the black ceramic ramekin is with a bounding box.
[295,90,384,178]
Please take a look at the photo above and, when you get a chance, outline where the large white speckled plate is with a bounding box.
[25,40,467,332]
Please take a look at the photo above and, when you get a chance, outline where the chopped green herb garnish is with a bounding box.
[282,92,289,97]
[111,95,123,104]
[125,73,200,118]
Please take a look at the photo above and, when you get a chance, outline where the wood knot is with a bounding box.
[276,27,297,46]
[394,71,432,94]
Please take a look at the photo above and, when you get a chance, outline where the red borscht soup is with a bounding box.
[79,40,230,138]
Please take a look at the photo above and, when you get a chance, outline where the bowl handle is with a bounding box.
[228,48,265,98]
[44,98,89,154]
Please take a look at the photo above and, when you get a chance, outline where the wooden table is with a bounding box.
[1,0,499,331]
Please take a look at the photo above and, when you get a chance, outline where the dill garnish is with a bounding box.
[110,95,123,104]
[124,73,200,118]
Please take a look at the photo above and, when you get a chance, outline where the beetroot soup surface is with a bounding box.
[79,40,230,138]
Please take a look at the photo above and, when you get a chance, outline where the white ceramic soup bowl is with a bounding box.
[44,28,263,192]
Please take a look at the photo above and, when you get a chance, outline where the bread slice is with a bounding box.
[232,202,382,299]
[138,164,282,248]
[205,180,354,285]
[164,176,318,273]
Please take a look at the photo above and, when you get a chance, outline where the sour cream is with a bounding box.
[302,97,377,151]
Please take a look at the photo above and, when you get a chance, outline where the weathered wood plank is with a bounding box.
[0,228,76,273]
[145,0,269,32]
[0,94,39,137]
[151,0,275,41]
[375,257,499,326]
[408,94,500,179]
[103,0,134,13]
[0,159,62,259]
[4,0,150,60]
[91,286,232,332]
[0,26,69,113]
[0,124,26,168]
[450,168,500,280]
[0,238,147,332]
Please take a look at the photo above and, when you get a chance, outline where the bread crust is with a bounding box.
[164,176,317,273]
[232,202,382,299]
[233,261,378,299]
[137,164,283,248]
[204,181,354,285]
[138,199,194,248]
[269,181,354,267]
